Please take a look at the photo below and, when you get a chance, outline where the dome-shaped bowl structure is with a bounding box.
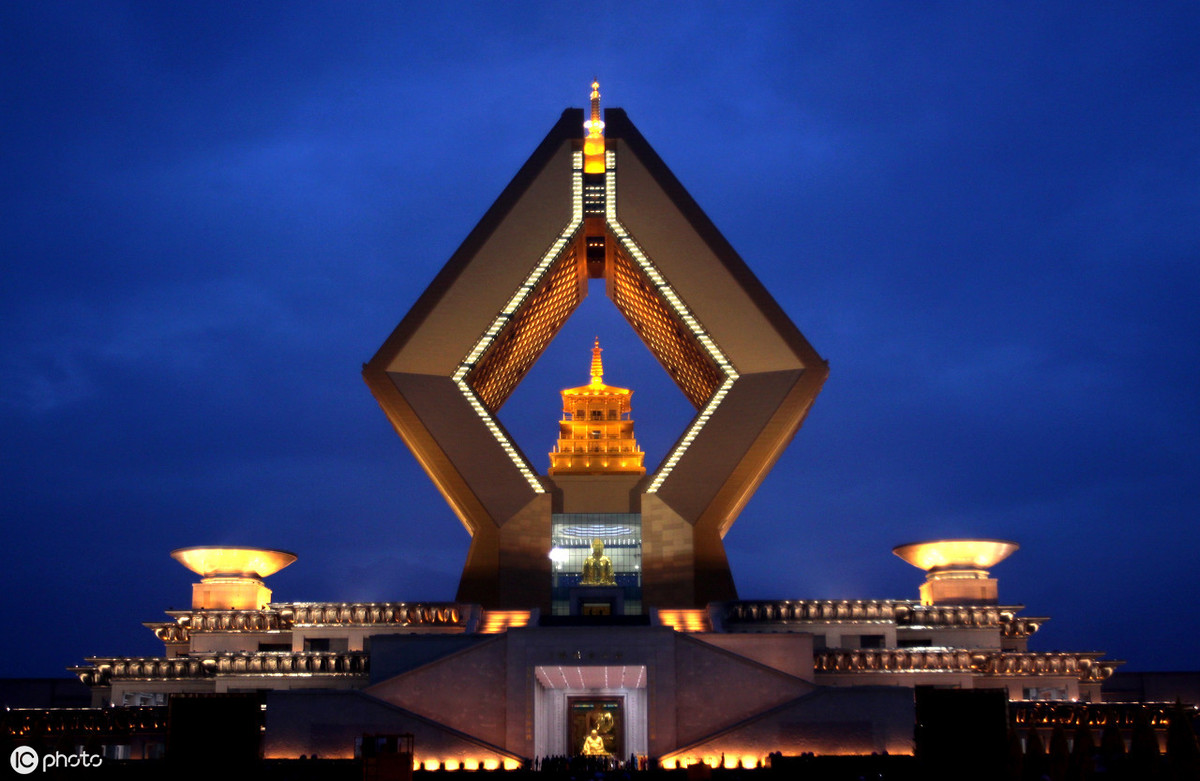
[892,539,1018,573]
[170,547,297,580]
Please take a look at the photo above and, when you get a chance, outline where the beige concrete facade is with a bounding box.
[364,107,828,609]
[66,97,1126,765]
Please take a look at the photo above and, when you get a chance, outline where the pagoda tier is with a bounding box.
[549,338,645,475]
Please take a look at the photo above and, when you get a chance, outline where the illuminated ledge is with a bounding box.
[1,707,168,737]
[1012,701,1197,728]
[277,602,467,627]
[1000,616,1049,638]
[604,148,738,493]
[720,600,1037,631]
[144,621,192,644]
[73,652,370,686]
[450,147,742,495]
[158,602,471,632]
[814,650,1119,681]
[478,610,533,634]
[657,608,711,632]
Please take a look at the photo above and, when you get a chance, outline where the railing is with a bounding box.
[2,707,167,739]
[720,600,1043,635]
[1011,700,1194,728]
[814,649,1118,681]
[72,651,369,686]
[153,602,471,642]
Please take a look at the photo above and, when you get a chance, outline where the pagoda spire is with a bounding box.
[590,337,604,386]
[548,337,644,476]
[583,80,605,173]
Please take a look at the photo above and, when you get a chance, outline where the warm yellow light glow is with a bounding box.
[463,759,479,771]
[503,759,520,770]
[658,609,709,632]
[549,338,645,476]
[483,759,499,770]
[170,547,297,579]
[424,759,439,771]
[444,759,459,770]
[451,157,585,494]
[661,758,677,770]
[892,539,1019,572]
[741,755,758,769]
[480,610,532,634]
[583,80,605,173]
[601,160,740,493]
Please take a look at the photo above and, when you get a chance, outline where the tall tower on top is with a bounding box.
[549,338,645,476]
[365,81,828,610]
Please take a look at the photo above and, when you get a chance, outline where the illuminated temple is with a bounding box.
[54,83,1152,768]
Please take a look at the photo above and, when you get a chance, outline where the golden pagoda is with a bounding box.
[548,338,645,475]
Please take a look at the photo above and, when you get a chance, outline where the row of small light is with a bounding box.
[449,152,587,493]
[413,757,519,771]
[602,149,739,493]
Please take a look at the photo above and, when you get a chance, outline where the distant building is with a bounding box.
[55,83,1148,768]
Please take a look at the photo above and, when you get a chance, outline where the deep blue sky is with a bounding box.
[3,4,1197,677]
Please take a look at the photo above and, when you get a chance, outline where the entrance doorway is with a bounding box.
[532,665,647,760]
[568,696,623,757]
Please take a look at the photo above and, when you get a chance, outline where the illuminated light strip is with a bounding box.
[602,149,739,493]
[450,152,586,493]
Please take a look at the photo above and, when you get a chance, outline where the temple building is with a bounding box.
[548,338,644,477]
[50,83,1149,768]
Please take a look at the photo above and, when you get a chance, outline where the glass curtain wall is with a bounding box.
[550,513,642,615]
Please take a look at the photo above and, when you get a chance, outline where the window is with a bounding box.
[859,634,885,649]
[898,638,933,649]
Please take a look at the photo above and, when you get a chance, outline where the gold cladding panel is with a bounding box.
[467,244,582,412]
[610,241,723,409]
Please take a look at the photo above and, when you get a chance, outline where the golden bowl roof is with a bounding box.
[170,547,297,579]
[892,539,1018,572]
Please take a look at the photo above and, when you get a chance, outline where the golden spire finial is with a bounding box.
[589,80,602,126]
[583,80,605,174]
[590,337,604,386]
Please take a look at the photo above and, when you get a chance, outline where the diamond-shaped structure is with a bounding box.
[364,102,827,610]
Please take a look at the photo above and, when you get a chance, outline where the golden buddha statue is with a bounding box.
[582,728,607,756]
[580,538,616,586]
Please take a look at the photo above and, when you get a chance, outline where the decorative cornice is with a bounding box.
[724,600,1020,625]
[2,707,167,739]
[72,651,369,686]
[719,600,1045,638]
[155,601,470,635]
[1012,700,1194,729]
[999,616,1048,638]
[814,649,1119,681]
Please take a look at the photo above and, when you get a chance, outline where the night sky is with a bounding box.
[3,4,1198,678]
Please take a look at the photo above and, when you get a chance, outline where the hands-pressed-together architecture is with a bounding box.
[46,83,1153,769]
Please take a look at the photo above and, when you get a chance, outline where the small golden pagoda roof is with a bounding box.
[562,338,632,397]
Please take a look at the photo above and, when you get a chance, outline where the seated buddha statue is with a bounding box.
[582,729,607,756]
[580,538,616,586]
